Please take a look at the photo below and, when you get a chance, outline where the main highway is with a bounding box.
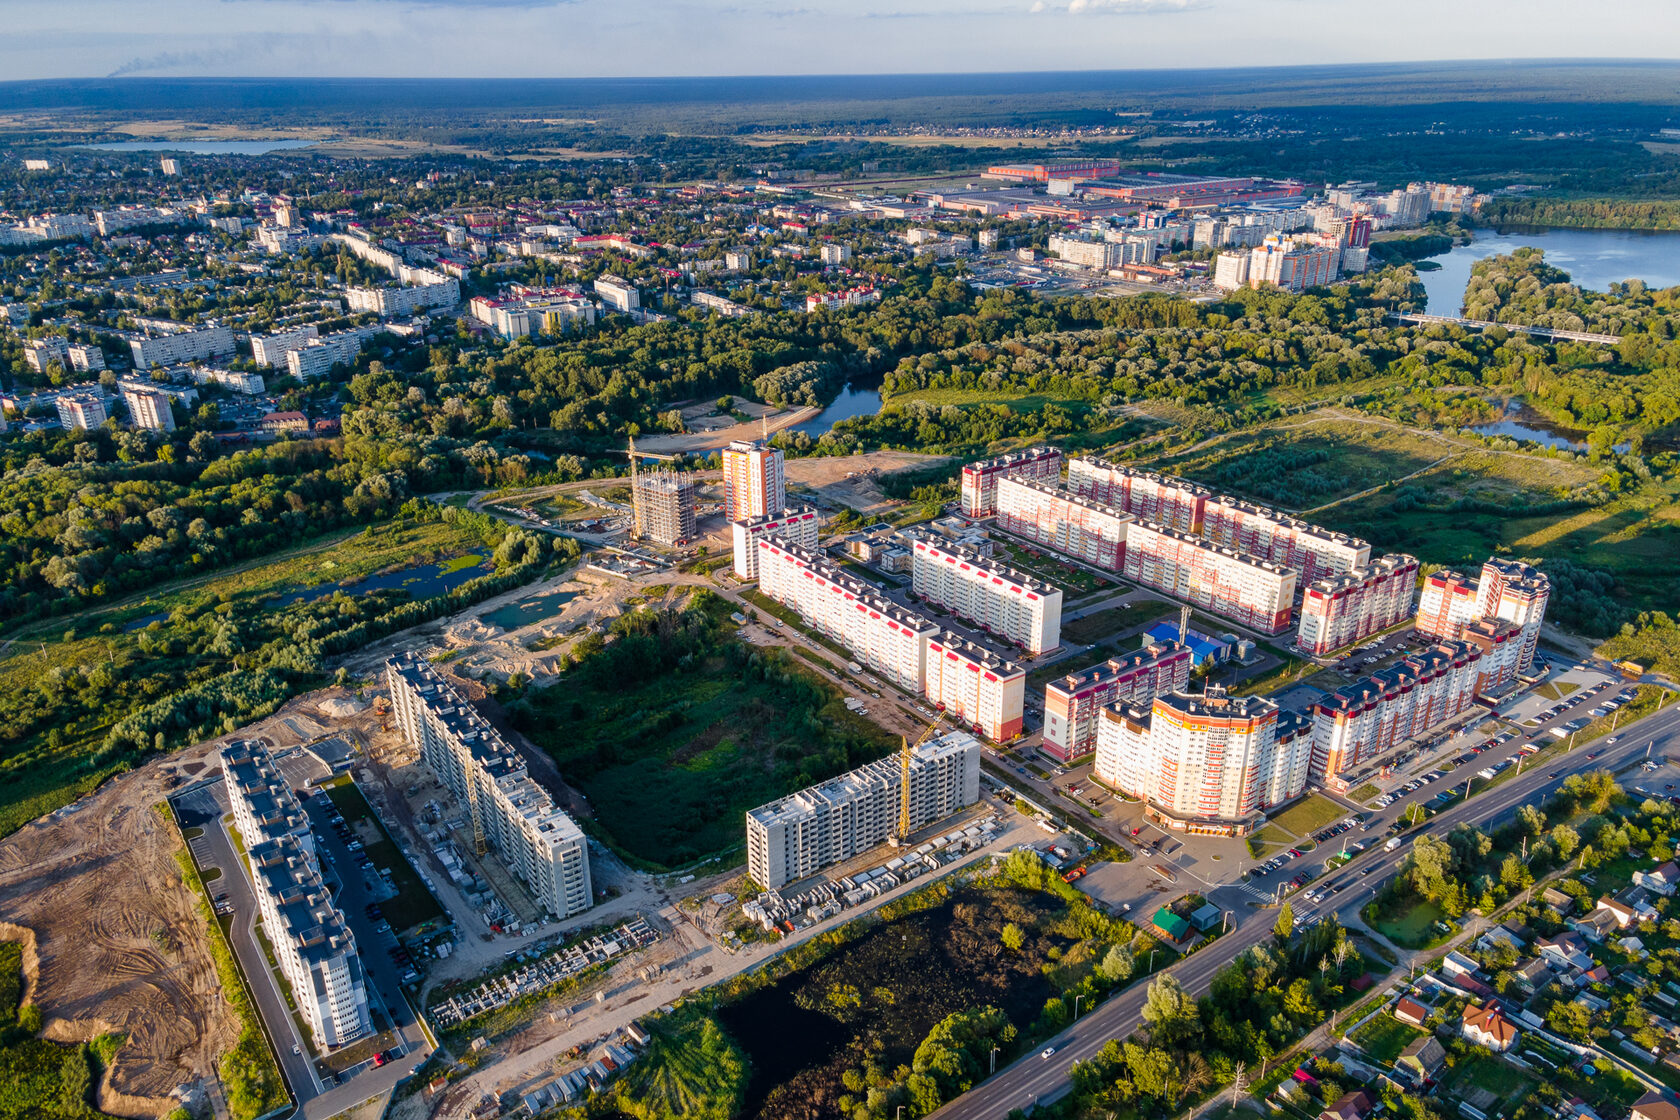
[928,692,1680,1120]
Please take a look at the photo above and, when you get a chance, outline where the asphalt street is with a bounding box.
[927,693,1680,1120]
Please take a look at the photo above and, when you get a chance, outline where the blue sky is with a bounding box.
[1,0,1675,80]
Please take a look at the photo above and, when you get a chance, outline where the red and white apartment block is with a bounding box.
[1066,458,1211,534]
[1294,553,1420,655]
[755,538,1025,739]
[1121,521,1298,634]
[731,506,819,579]
[1415,558,1549,673]
[1202,497,1371,585]
[995,476,1133,572]
[959,445,1064,518]
[1309,639,1489,789]
[909,535,1063,655]
[721,439,786,521]
[925,634,1026,742]
[1041,641,1192,763]
[1095,689,1313,835]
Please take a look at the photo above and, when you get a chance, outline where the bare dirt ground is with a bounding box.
[786,449,951,516]
[0,764,239,1118]
[634,399,816,454]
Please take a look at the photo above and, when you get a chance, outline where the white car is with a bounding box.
[1042,1046,1057,1060]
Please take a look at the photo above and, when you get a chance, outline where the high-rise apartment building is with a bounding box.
[909,535,1063,655]
[386,656,593,919]
[924,634,1026,742]
[1202,497,1371,585]
[1415,569,1482,642]
[1294,554,1419,656]
[127,323,237,369]
[1248,234,1340,292]
[56,395,107,431]
[24,337,69,372]
[959,445,1064,518]
[1122,521,1298,635]
[251,324,321,368]
[1309,639,1488,789]
[1095,689,1311,835]
[1047,234,1118,271]
[732,506,819,579]
[1475,559,1551,672]
[1460,618,1525,694]
[1042,641,1193,763]
[995,477,1132,572]
[220,741,371,1048]
[632,470,697,545]
[722,439,786,521]
[745,731,980,889]
[123,386,176,432]
[1066,459,1211,534]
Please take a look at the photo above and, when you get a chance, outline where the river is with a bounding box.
[1418,225,1680,314]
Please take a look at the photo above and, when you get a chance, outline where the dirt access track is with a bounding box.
[0,760,239,1118]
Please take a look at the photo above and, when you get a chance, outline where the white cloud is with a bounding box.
[1065,0,1197,12]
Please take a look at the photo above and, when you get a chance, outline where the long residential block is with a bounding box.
[1095,689,1312,835]
[1122,520,1297,635]
[910,534,1062,654]
[386,656,593,919]
[1066,459,1211,534]
[1202,497,1371,585]
[1415,558,1551,674]
[755,538,1024,738]
[220,741,371,1049]
[732,506,819,580]
[995,477,1132,572]
[746,730,981,889]
[1042,641,1193,763]
[128,323,237,369]
[960,445,1064,518]
[1295,553,1419,656]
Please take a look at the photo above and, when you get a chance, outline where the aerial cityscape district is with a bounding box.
[7,55,1680,1120]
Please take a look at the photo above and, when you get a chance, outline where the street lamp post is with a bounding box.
[1073,994,1083,1019]
[991,1046,1000,1075]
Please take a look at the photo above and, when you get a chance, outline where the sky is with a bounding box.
[2,0,1678,81]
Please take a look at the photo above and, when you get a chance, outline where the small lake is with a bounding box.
[480,590,578,632]
[1419,226,1680,314]
[790,384,882,437]
[84,139,320,155]
[1472,403,1631,453]
[271,553,492,609]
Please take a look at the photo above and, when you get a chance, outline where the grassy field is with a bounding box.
[1362,898,1457,950]
[1443,1055,1535,1111]
[0,518,500,839]
[1061,601,1169,647]
[321,782,446,934]
[1537,681,1582,700]
[1347,1012,1426,1063]
[1268,795,1352,838]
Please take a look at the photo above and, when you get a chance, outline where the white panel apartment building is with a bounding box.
[128,323,237,369]
[756,538,939,695]
[1122,521,1298,635]
[1042,641,1193,763]
[756,539,1027,740]
[1202,497,1371,586]
[386,656,593,919]
[1066,459,1211,534]
[960,445,1064,518]
[910,535,1063,654]
[1295,554,1419,656]
[1094,690,1312,835]
[924,634,1026,742]
[346,276,458,317]
[746,731,980,889]
[1309,639,1488,789]
[251,324,320,368]
[732,506,819,579]
[995,477,1132,572]
[220,741,371,1048]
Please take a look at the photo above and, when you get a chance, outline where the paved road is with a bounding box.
[928,695,1680,1120]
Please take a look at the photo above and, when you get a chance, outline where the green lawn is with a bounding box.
[1267,795,1351,838]
[1362,898,1458,950]
[323,782,446,934]
[1348,1013,1426,1063]
[1061,601,1170,647]
[1444,1055,1535,1111]
[1348,783,1380,803]
[994,541,1116,597]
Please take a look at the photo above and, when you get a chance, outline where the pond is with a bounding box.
[479,590,578,632]
[1418,226,1680,314]
[84,139,321,155]
[789,383,883,438]
[1471,402,1631,454]
[270,553,492,608]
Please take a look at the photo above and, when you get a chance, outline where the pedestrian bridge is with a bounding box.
[1386,311,1621,346]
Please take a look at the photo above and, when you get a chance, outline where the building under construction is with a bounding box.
[632,468,697,545]
[385,653,593,919]
[744,730,981,889]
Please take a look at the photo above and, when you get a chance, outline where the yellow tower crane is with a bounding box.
[897,714,944,843]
